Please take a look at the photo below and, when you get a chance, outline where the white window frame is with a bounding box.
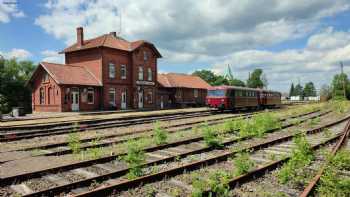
[138,66,144,80]
[121,65,126,79]
[109,63,115,79]
[147,68,152,81]
[109,88,116,106]
[87,88,94,104]
[194,89,198,98]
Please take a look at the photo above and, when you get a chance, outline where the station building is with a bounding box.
[28,27,210,112]
[28,27,161,112]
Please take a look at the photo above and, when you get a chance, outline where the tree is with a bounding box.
[294,84,303,97]
[225,65,245,87]
[303,82,316,97]
[0,58,36,113]
[192,70,217,85]
[320,84,331,101]
[246,68,264,88]
[289,83,295,97]
[331,73,350,100]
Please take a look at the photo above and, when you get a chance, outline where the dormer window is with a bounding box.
[109,63,115,79]
[143,51,148,61]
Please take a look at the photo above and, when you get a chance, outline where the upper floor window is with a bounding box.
[121,65,126,79]
[40,87,45,104]
[87,88,94,104]
[147,68,152,81]
[42,73,49,82]
[138,66,144,80]
[109,63,115,79]
[143,51,148,61]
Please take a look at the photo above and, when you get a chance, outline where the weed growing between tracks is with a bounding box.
[154,121,168,145]
[201,122,223,148]
[68,123,82,155]
[192,170,231,197]
[317,149,350,196]
[233,151,256,176]
[123,140,146,179]
[277,134,314,185]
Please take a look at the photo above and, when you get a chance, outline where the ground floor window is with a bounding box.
[194,89,198,98]
[109,88,116,107]
[40,87,45,104]
[87,88,94,104]
[147,91,153,104]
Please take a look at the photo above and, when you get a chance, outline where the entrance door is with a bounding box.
[138,90,143,109]
[71,91,79,111]
[121,91,127,110]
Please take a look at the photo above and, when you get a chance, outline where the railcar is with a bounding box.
[206,86,281,110]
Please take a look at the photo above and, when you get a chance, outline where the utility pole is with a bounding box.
[340,61,346,98]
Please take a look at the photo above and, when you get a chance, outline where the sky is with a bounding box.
[1,0,350,93]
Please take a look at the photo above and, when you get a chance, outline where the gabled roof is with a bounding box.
[28,62,102,87]
[158,73,211,89]
[61,33,162,57]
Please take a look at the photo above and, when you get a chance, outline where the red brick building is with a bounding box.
[28,27,161,112]
[157,73,211,109]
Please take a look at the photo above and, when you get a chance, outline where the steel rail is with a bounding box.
[299,116,350,197]
[72,114,349,197]
[0,110,327,189]
[15,111,339,197]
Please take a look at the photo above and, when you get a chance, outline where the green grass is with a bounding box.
[123,140,146,179]
[317,150,350,197]
[233,151,255,176]
[277,134,314,184]
[191,170,231,197]
[201,122,223,148]
[67,123,81,155]
[153,121,168,145]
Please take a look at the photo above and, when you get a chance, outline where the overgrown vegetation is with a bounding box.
[153,121,168,145]
[68,123,81,155]
[277,134,314,185]
[233,151,255,176]
[123,140,146,179]
[191,170,231,197]
[317,150,350,196]
[201,122,223,148]
[86,137,103,159]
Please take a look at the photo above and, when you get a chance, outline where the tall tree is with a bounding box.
[303,82,316,97]
[246,68,264,88]
[289,83,295,97]
[294,84,303,97]
[331,73,350,100]
[0,58,36,113]
[192,70,217,85]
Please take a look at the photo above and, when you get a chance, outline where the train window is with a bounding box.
[208,90,225,96]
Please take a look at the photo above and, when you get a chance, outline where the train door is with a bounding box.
[229,89,235,108]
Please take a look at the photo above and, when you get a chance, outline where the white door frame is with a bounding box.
[71,90,79,111]
[138,90,143,109]
[121,90,127,110]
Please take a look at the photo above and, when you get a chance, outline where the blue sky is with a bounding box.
[1,0,350,93]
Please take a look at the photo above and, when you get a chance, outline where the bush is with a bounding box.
[67,123,81,155]
[233,151,255,176]
[201,122,222,148]
[238,112,281,138]
[191,170,231,197]
[153,121,168,145]
[123,140,146,179]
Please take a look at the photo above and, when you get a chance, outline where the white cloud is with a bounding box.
[0,48,32,59]
[34,0,350,92]
[41,50,64,63]
[0,0,25,23]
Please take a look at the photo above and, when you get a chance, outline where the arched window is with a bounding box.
[138,66,144,80]
[109,63,115,79]
[147,68,152,81]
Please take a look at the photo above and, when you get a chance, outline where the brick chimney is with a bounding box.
[77,27,84,47]
[110,32,116,37]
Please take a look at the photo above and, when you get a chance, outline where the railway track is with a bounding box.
[0,110,219,142]
[0,110,331,196]
[0,110,320,161]
[71,112,348,197]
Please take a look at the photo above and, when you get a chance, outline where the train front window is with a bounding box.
[208,90,225,96]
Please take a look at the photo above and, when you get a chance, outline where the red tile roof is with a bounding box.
[158,73,211,89]
[61,33,162,57]
[39,62,102,86]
